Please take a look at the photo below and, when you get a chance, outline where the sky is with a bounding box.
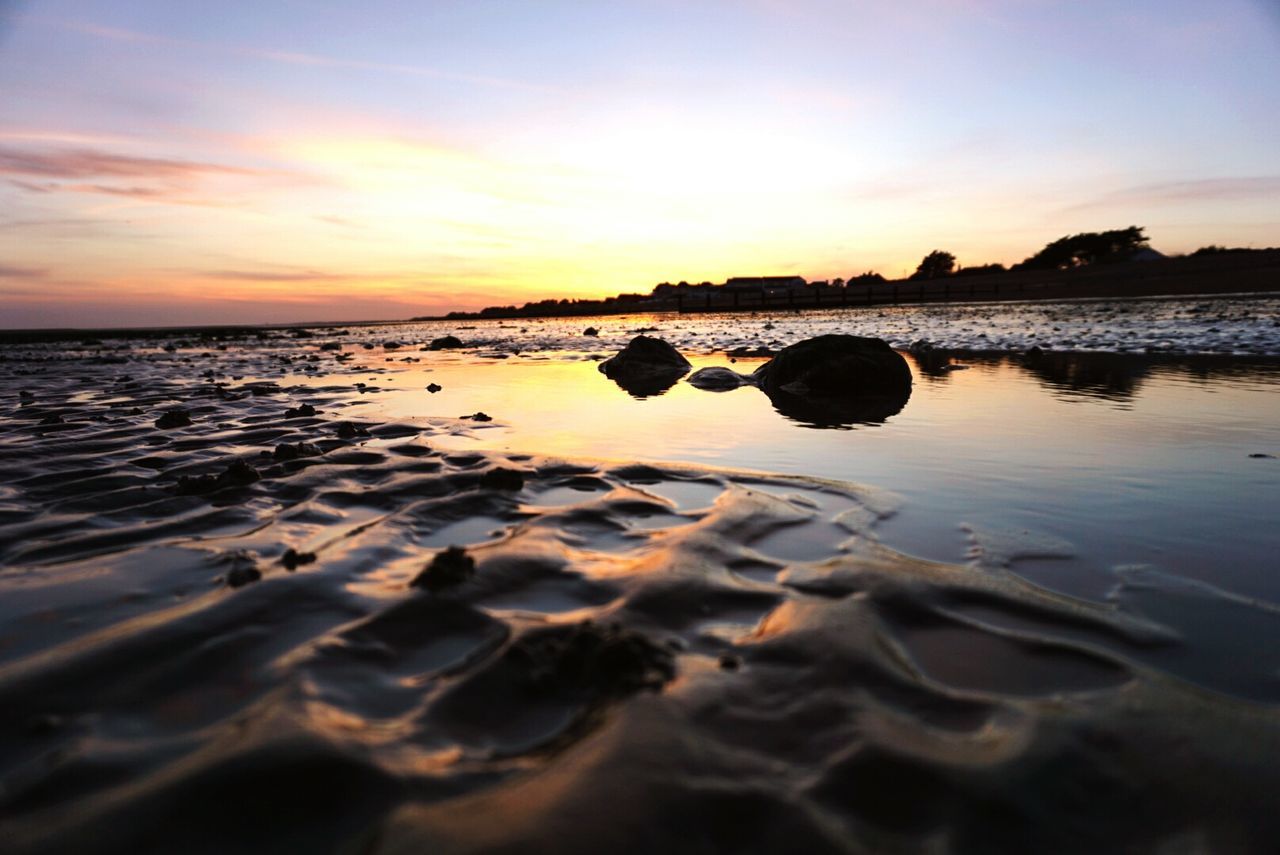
[0,0,1277,328]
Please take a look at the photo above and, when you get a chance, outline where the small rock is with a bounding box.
[226,565,262,588]
[175,460,260,496]
[155,409,192,429]
[687,366,751,391]
[1249,453,1274,459]
[336,421,370,439]
[281,548,316,570]
[583,327,599,337]
[718,653,741,671]
[411,545,475,591]
[429,335,464,350]
[479,467,524,490]
[273,442,321,462]
[219,460,261,487]
[464,412,493,422]
[426,383,442,393]
[284,403,317,419]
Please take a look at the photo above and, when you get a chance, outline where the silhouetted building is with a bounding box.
[724,276,807,294]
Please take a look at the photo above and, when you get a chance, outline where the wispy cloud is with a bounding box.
[196,268,356,283]
[1064,176,1280,213]
[0,144,263,180]
[0,264,46,278]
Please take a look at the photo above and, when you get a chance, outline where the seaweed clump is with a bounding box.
[509,621,676,698]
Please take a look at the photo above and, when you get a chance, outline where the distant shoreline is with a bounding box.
[2,251,1277,342]
[425,249,1280,322]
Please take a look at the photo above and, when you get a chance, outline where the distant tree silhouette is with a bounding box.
[1015,226,1148,270]
[952,263,1006,277]
[848,271,885,284]
[911,250,956,280]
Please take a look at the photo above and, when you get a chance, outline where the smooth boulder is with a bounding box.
[753,334,911,426]
[686,366,753,391]
[753,334,910,398]
[599,335,692,397]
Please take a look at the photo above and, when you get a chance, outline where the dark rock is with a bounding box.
[281,548,316,570]
[155,409,192,429]
[687,366,753,391]
[464,412,493,422]
[426,383,442,393]
[754,335,911,398]
[284,403,317,419]
[753,335,912,428]
[1249,453,1275,459]
[219,460,261,487]
[599,335,692,397]
[411,545,476,591]
[583,327,599,337]
[175,460,260,495]
[429,335,464,350]
[273,442,321,462]
[383,341,402,350]
[728,346,775,358]
[319,342,342,351]
[507,621,675,697]
[226,565,262,588]
[336,421,370,439]
[479,467,524,490]
[718,653,741,671]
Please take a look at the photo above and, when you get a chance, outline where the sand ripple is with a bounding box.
[2,341,1279,853]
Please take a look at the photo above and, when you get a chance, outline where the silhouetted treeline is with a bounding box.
[430,228,1280,321]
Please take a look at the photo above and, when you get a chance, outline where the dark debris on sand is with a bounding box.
[411,545,476,591]
[175,460,261,495]
[272,442,321,462]
[281,548,316,570]
[507,620,676,698]
[154,409,192,429]
[336,421,371,439]
[225,565,262,588]
[478,467,524,491]
[284,403,317,419]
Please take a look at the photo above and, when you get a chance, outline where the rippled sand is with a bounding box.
[2,321,1279,853]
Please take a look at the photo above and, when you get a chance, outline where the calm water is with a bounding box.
[299,346,1280,606]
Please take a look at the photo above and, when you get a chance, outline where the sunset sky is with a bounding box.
[1,0,1277,328]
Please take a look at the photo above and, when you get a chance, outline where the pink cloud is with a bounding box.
[0,144,265,180]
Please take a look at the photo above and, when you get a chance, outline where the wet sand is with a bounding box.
[2,303,1280,853]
